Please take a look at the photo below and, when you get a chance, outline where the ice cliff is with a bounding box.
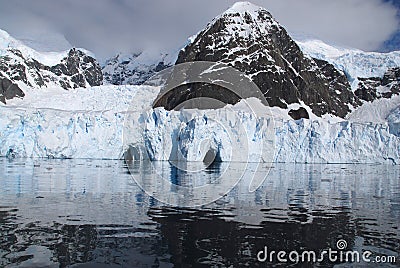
[1,96,399,164]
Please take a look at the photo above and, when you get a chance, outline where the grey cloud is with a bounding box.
[0,0,398,61]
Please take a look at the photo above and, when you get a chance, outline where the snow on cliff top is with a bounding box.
[4,85,160,113]
[295,36,400,89]
[200,1,280,42]
[0,29,69,66]
[294,36,361,59]
[225,1,263,14]
[0,29,94,66]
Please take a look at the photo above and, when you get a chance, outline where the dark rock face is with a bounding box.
[355,77,381,101]
[0,77,25,104]
[50,49,103,89]
[355,67,400,102]
[154,83,241,110]
[162,4,359,118]
[102,53,171,85]
[288,107,309,120]
[0,48,103,102]
[0,50,32,87]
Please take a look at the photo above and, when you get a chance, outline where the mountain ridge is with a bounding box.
[1,2,400,118]
[153,1,359,118]
[0,29,103,104]
[102,49,177,85]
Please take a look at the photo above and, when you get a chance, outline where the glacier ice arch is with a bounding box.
[122,61,276,207]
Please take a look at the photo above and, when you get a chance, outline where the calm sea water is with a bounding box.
[0,158,399,267]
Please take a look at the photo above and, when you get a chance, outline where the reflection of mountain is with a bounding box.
[0,215,171,267]
[149,207,354,267]
[0,159,399,266]
[0,209,18,266]
[148,164,400,266]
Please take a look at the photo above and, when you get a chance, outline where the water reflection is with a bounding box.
[0,159,399,267]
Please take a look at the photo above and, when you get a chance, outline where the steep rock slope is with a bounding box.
[355,67,400,102]
[159,2,359,118]
[0,30,103,104]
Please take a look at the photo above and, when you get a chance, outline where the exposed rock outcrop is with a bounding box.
[0,77,25,104]
[288,107,309,120]
[102,52,173,85]
[0,46,103,103]
[355,67,400,102]
[155,2,359,118]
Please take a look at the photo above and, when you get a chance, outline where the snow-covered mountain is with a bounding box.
[0,2,399,164]
[296,37,400,89]
[155,1,359,119]
[0,29,103,104]
[102,49,178,85]
[100,3,400,116]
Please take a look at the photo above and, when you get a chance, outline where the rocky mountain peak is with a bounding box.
[0,33,103,104]
[219,1,276,29]
[50,48,103,89]
[102,51,173,85]
[159,2,360,118]
[192,1,279,50]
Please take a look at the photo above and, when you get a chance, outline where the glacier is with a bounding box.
[295,38,400,89]
[0,107,125,159]
[1,89,399,164]
[135,107,400,164]
[1,20,399,164]
[388,106,400,137]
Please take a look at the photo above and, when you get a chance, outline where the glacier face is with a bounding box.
[138,108,400,164]
[0,13,399,164]
[134,107,275,164]
[388,106,400,137]
[1,95,399,164]
[0,105,130,159]
[0,85,160,159]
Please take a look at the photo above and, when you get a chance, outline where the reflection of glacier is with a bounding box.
[228,164,400,226]
[1,105,399,164]
[0,159,399,266]
[1,159,398,226]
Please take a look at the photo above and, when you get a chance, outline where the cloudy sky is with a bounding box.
[0,0,399,61]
